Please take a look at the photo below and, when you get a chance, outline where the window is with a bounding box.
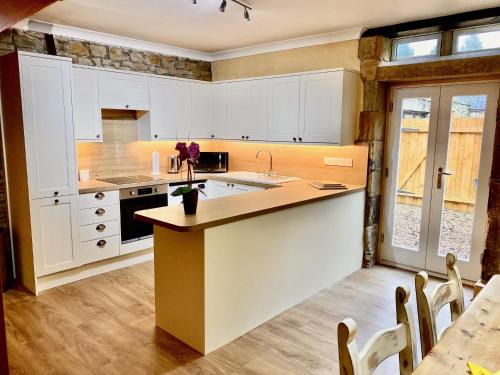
[392,34,441,61]
[453,25,500,54]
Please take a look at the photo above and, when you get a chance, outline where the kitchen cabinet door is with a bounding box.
[267,75,300,142]
[72,67,103,142]
[227,79,268,141]
[210,83,228,139]
[98,70,149,110]
[146,77,191,140]
[31,195,80,277]
[19,54,78,199]
[190,81,211,139]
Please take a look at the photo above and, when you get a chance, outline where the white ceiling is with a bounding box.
[32,0,499,53]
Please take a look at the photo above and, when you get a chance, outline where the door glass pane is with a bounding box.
[437,95,487,260]
[392,98,431,251]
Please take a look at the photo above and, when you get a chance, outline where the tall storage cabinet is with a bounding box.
[0,52,80,293]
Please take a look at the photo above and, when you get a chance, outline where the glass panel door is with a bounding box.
[426,83,499,280]
[381,87,441,269]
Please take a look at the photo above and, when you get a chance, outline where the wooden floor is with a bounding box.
[4,263,472,374]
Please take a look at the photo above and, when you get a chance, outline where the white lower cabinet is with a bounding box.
[31,195,80,277]
[80,220,120,242]
[167,181,265,204]
[78,190,121,265]
[80,204,120,225]
[80,236,120,265]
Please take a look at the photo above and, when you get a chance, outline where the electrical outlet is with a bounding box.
[343,158,353,167]
[324,157,353,167]
[324,157,343,166]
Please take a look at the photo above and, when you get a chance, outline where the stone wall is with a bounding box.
[357,35,500,281]
[355,36,390,268]
[0,29,212,80]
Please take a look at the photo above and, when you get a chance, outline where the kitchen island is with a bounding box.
[136,180,365,354]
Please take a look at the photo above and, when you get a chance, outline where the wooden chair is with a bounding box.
[338,285,417,375]
[415,253,465,359]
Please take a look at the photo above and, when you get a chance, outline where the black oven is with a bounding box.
[120,184,168,243]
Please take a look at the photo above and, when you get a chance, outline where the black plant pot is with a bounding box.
[183,190,199,215]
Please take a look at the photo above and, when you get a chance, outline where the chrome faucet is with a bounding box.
[256,150,274,176]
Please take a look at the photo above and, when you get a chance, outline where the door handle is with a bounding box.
[437,167,453,189]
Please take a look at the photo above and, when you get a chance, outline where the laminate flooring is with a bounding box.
[3,262,472,374]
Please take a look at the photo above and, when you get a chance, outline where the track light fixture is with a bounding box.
[194,0,252,21]
[219,0,227,13]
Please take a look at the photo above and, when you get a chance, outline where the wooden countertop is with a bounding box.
[135,180,365,232]
[78,173,215,194]
[413,275,500,374]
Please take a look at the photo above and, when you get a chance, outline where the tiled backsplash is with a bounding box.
[77,119,368,185]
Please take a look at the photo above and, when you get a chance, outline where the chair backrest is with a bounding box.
[338,285,417,375]
[415,253,465,359]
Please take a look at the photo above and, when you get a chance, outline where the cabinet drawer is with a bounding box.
[80,204,119,225]
[80,235,120,265]
[79,190,119,209]
[80,220,120,242]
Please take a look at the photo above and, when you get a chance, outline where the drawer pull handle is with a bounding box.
[95,208,105,216]
[97,239,107,248]
[96,224,106,232]
[54,199,59,204]
[95,192,105,200]
[54,191,59,196]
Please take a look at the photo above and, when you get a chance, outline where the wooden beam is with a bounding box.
[0,0,57,32]
[376,55,500,82]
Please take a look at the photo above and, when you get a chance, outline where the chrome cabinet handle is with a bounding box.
[97,239,106,248]
[96,224,106,232]
[95,208,105,216]
[95,192,105,200]
[437,167,453,189]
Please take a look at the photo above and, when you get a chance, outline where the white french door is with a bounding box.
[382,83,499,281]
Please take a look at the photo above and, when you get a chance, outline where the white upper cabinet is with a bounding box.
[19,54,78,199]
[227,79,268,141]
[299,70,358,145]
[210,83,228,139]
[31,195,80,276]
[190,81,211,139]
[267,75,301,142]
[72,67,103,142]
[98,70,149,110]
[139,77,191,140]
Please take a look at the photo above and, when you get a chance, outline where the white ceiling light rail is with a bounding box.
[193,0,252,21]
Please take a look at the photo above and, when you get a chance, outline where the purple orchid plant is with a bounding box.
[171,142,206,198]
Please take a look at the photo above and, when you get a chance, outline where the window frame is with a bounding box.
[391,33,442,62]
[452,24,500,55]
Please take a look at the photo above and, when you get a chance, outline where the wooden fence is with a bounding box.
[396,117,484,213]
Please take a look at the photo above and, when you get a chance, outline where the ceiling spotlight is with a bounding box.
[243,6,250,21]
[219,0,227,12]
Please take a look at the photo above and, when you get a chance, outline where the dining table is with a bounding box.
[412,274,500,374]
